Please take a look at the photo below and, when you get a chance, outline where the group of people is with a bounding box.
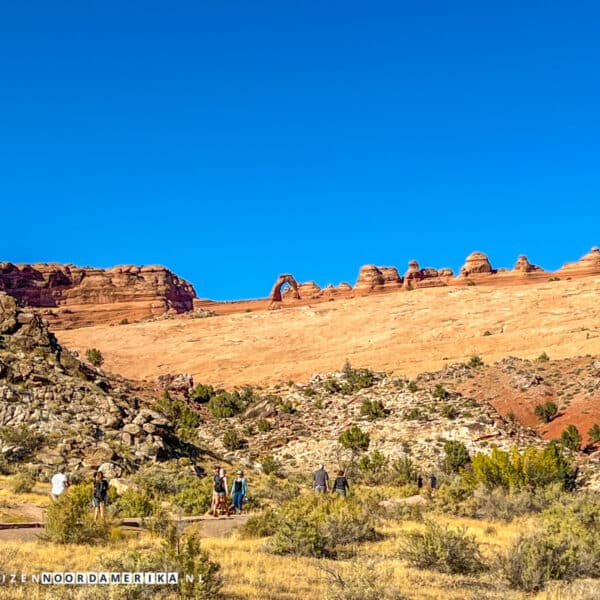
[210,466,248,516]
[312,464,438,495]
[50,467,109,521]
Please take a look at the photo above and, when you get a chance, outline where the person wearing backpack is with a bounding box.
[230,470,247,514]
[212,467,228,517]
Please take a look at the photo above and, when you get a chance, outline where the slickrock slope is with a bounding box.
[0,262,196,329]
[57,276,600,392]
[0,292,190,475]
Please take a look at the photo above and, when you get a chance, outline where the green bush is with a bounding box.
[208,391,244,418]
[588,424,600,444]
[99,523,222,599]
[391,456,417,485]
[189,383,215,403]
[114,488,157,517]
[261,453,281,476]
[339,426,370,454]
[443,440,470,473]
[468,355,484,368]
[11,470,36,493]
[360,399,387,420]
[85,347,104,367]
[561,425,583,451]
[0,424,45,462]
[404,407,422,421]
[43,482,110,544]
[465,443,575,491]
[223,428,244,451]
[154,390,200,441]
[537,351,550,362]
[175,475,214,515]
[407,381,419,393]
[399,520,486,575]
[440,404,459,420]
[240,509,279,538]
[535,401,558,423]
[302,386,317,397]
[342,365,375,392]
[432,384,449,399]
[357,450,389,484]
[257,419,272,432]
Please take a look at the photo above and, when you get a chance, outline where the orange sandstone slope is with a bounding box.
[56,275,600,391]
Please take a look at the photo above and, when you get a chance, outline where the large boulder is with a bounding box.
[460,252,493,276]
[514,255,543,273]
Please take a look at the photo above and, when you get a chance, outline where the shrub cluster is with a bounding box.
[153,391,201,441]
[360,399,387,420]
[535,401,558,423]
[85,347,104,367]
[0,424,45,463]
[208,391,245,418]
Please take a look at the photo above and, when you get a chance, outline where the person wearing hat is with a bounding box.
[230,470,247,515]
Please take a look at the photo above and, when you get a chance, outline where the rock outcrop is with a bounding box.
[559,247,600,275]
[460,252,493,276]
[0,292,193,475]
[269,274,300,304]
[0,263,196,329]
[403,261,453,289]
[514,255,543,273]
[354,265,402,292]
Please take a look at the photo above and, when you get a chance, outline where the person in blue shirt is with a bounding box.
[230,470,247,515]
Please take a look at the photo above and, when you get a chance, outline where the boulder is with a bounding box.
[355,265,401,292]
[514,255,543,273]
[460,252,493,276]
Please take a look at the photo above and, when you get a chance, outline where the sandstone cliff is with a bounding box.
[0,262,196,329]
[354,265,402,292]
[559,246,600,276]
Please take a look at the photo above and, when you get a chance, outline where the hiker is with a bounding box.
[50,466,70,502]
[212,467,228,516]
[210,465,221,515]
[313,463,329,493]
[430,473,438,494]
[93,471,109,521]
[230,470,247,514]
[417,474,423,492]
[332,469,349,497]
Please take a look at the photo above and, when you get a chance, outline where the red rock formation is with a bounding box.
[355,265,402,292]
[403,261,452,289]
[269,274,300,303]
[514,255,543,273]
[298,281,322,298]
[559,247,600,275]
[0,262,196,329]
[460,252,493,276]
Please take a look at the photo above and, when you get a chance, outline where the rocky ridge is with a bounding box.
[0,262,196,329]
[0,292,191,475]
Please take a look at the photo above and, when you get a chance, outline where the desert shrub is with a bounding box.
[357,450,389,484]
[322,560,402,600]
[11,470,36,493]
[432,384,449,399]
[303,386,316,397]
[114,488,157,517]
[407,381,419,393]
[399,520,486,575]
[260,453,281,476]
[240,509,279,538]
[132,465,181,497]
[483,330,492,336]
[189,383,215,403]
[442,440,470,473]
[588,424,600,444]
[175,475,213,515]
[266,495,379,558]
[278,399,295,414]
[496,527,598,592]
[465,443,574,491]
[467,279,477,286]
[250,475,301,506]
[440,404,459,419]
[535,401,558,423]
[44,482,110,544]
[404,407,423,420]
[0,424,45,462]
[343,365,374,392]
[561,425,583,451]
[339,426,370,454]
[98,523,222,599]
[119,318,129,325]
[360,399,386,420]
[537,351,550,362]
[85,347,104,367]
[391,456,417,485]
[468,355,483,368]
[208,391,244,418]
[256,419,272,432]
[222,428,244,451]
[154,390,200,441]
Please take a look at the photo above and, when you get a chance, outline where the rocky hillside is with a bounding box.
[0,262,196,329]
[0,292,193,476]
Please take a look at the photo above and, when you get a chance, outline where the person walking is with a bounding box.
[230,470,247,514]
[312,463,329,494]
[430,473,438,495]
[50,466,70,502]
[93,471,109,521]
[212,467,228,516]
[417,474,423,493]
[332,470,350,497]
[210,465,221,515]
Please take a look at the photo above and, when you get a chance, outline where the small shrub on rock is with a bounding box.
[468,355,483,368]
[535,401,558,423]
[257,419,272,432]
[189,383,215,403]
[154,391,200,441]
[561,425,583,451]
[11,470,36,493]
[0,424,45,463]
[260,453,281,476]
[360,399,387,420]
[588,424,600,445]
[223,428,244,451]
[208,391,244,418]
[85,348,104,367]
[442,440,470,473]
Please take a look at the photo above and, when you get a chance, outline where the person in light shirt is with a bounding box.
[50,466,70,501]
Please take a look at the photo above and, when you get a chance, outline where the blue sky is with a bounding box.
[1,1,599,300]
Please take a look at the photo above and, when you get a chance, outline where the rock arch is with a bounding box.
[269,274,300,306]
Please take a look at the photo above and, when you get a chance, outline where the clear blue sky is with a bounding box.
[1,1,598,300]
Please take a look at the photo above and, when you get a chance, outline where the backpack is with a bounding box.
[214,474,224,493]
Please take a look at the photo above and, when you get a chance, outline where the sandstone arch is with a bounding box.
[269,274,300,306]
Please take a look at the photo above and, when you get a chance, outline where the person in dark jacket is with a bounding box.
[332,470,350,497]
[93,471,109,521]
[430,473,438,494]
[312,464,329,493]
